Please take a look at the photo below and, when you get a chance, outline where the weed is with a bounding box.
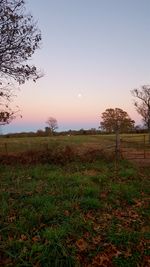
[80,196,101,211]
[83,185,100,198]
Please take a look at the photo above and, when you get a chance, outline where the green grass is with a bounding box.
[0,146,150,266]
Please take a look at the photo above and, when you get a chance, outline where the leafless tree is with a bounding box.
[46,117,58,134]
[131,85,150,142]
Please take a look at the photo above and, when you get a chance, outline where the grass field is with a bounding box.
[0,135,115,154]
[0,135,150,266]
[0,133,149,155]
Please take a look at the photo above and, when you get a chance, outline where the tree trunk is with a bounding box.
[148,108,150,144]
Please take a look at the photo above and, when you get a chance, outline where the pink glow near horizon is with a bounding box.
[18,109,141,127]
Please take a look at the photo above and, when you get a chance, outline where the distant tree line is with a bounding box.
[2,125,148,139]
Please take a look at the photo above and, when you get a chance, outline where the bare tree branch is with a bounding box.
[0,0,43,125]
[46,117,58,134]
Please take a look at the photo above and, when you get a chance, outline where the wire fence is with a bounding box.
[0,140,50,155]
[120,135,150,159]
[0,135,150,163]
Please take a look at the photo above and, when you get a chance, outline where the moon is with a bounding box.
[77,93,82,98]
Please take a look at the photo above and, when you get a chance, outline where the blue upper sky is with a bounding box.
[3,0,150,133]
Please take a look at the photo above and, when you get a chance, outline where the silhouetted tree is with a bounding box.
[100,108,135,133]
[131,85,150,142]
[46,117,58,134]
[0,0,42,125]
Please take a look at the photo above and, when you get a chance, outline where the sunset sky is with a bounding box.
[3,0,150,133]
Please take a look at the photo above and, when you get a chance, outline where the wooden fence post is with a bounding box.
[144,135,146,159]
[5,143,8,155]
[115,129,120,161]
[115,128,120,176]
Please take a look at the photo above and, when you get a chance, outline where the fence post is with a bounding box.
[115,128,120,176]
[5,143,8,155]
[144,135,146,159]
[115,129,120,161]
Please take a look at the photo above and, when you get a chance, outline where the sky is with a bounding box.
[3,0,150,133]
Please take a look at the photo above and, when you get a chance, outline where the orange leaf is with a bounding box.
[20,234,27,241]
[92,235,101,245]
[76,238,87,251]
[92,252,112,267]
[32,235,40,242]
[64,210,70,216]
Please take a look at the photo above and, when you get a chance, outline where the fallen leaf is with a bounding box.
[76,238,87,251]
[32,235,41,242]
[64,210,70,216]
[124,248,132,258]
[92,235,102,245]
[8,215,16,222]
[20,234,28,241]
[92,252,112,267]
[100,191,108,199]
